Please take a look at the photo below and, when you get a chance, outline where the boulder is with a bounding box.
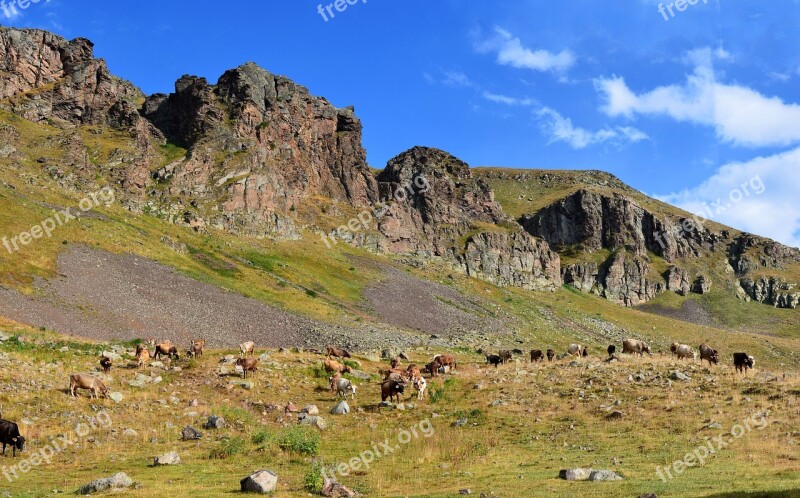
[108,392,123,403]
[204,415,226,429]
[330,401,350,415]
[78,472,133,494]
[349,370,372,381]
[153,451,180,466]
[181,426,202,441]
[559,468,623,481]
[322,478,357,497]
[299,416,328,430]
[240,469,278,494]
[302,405,320,416]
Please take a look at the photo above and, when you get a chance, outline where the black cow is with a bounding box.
[530,350,544,363]
[546,349,555,362]
[485,354,503,368]
[607,345,616,357]
[582,348,589,358]
[0,419,25,457]
[733,353,754,374]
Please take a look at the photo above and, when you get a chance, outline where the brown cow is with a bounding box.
[100,356,112,374]
[622,339,651,356]
[406,364,421,379]
[426,359,442,377]
[546,349,555,362]
[328,372,342,392]
[324,359,350,374]
[699,344,719,366]
[530,350,544,363]
[498,351,512,364]
[135,347,150,368]
[236,358,259,379]
[434,354,457,370]
[381,378,405,403]
[188,339,205,358]
[69,374,108,398]
[326,346,351,359]
[153,342,179,360]
[390,357,401,369]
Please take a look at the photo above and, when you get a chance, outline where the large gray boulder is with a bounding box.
[153,451,181,466]
[78,472,133,494]
[331,401,350,415]
[559,468,623,481]
[241,470,278,493]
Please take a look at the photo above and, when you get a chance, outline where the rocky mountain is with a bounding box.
[1,26,798,311]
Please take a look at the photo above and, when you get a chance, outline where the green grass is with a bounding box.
[277,426,321,456]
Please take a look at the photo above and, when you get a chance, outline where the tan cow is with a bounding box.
[240,341,256,358]
[69,374,109,398]
[188,339,205,357]
[324,359,350,375]
[236,358,259,379]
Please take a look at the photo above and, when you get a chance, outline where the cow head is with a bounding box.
[12,436,24,452]
[709,350,719,365]
[642,344,652,355]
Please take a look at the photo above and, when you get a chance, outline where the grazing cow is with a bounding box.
[406,364,421,379]
[188,339,205,358]
[100,356,112,374]
[335,378,357,399]
[412,376,427,399]
[567,344,583,357]
[671,343,695,360]
[498,351,512,364]
[328,372,342,392]
[699,344,719,366]
[390,357,401,369]
[0,419,25,457]
[733,353,755,374]
[236,358,259,379]
[153,342,180,361]
[69,374,109,398]
[326,346,351,359]
[485,354,503,368]
[426,359,442,377]
[607,345,616,358]
[135,346,150,367]
[381,379,405,403]
[240,341,256,358]
[324,359,350,375]
[622,339,651,356]
[546,349,555,362]
[530,350,544,363]
[434,354,457,370]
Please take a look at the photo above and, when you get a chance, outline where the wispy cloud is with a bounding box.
[476,27,575,74]
[482,91,536,107]
[537,107,648,149]
[595,47,800,148]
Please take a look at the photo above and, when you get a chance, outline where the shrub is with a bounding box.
[309,363,328,379]
[209,437,245,459]
[251,429,273,448]
[304,462,325,493]
[277,426,320,456]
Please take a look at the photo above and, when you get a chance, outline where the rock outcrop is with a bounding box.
[740,277,800,308]
[597,251,663,306]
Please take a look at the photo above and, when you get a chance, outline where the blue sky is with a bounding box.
[2,0,800,247]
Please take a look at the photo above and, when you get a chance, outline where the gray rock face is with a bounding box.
[693,275,712,294]
[240,469,278,494]
[665,266,692,296]
[78,472,133,494]
[598,251,664,307]
[562,262,599,293]
[153,451,180,466]
[740,277,799,308]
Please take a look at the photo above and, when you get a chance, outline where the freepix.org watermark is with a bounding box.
[316,0,367,23]
[322,418,434,481]
[2,187,115,254]
[655,412,768,482]
[320,175,429,249]
[658,0,709,21]
[0,0,44,19]
[2,411,112,483]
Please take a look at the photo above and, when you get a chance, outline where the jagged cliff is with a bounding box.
[1,26,798,308]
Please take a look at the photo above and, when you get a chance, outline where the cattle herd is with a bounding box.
[0,336,758,461]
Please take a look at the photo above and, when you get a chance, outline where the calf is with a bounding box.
[529,350,544,363]
[236,358,259,379]
[546,349,555,362]
[326,346,351,359]
[188,339,205,358]
[607,345,616,358]
[381,379,405,403]
[69,374,109,398]
[100,356,112,374]
[622,339,651,356]
[733,353,755,374]
[328,372,342,392]
[153,342,180,361]
[412,376,427,399]
[240,341,256,357]
[485,354,502,368]
[0,419,25,457]
[390,357,401,369]
[426,359,442,377]
[336,378,356,399]
[406,364,421,379]
[699,344,719,366]
[498,350,512,364]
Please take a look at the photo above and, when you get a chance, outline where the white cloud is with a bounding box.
[537,107,649,149]
[477,27,575,74]
[656,147,800,248]
[442,70,474,88]
[482,92,536,107]
[595,48,800,148]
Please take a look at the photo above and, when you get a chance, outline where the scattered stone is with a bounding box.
[669,371,691,382]
[123,428,138,437]
[299,416,328,430]
[77,472,133,494]
[285,402,299,413]
[453,418,468,428]
[559,468,623,481]
[331,401,350,415]
[302,405,320,416]
[204,415,226,429]
[240,469,278,494]
[108,392,123,403]
[153,451,180,466]
[181,426,202,441]
[321,478,357,497]
[459,490,472,495]
[349,370,371,381]
[606,411,624,420]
